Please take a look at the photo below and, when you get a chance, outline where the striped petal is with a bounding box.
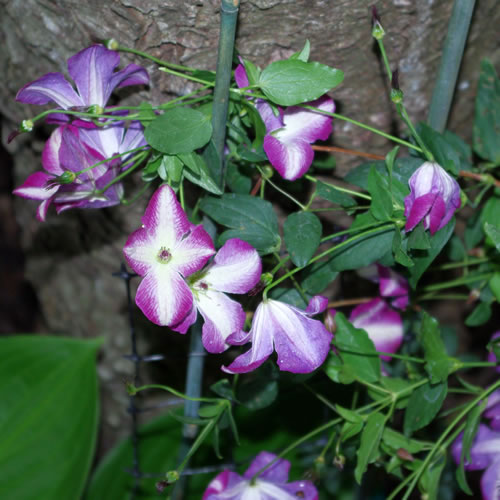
[203,238,261,294]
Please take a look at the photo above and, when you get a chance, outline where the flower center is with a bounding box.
[199,281,209,290]
[157,246,172,263]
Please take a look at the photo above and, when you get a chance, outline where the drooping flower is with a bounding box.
[203,451,318,500]
[123,184,215,327]
[235,62,334,181]
[171,238,262,354]
[16,45,149,112]
[404,161,461,235]
[223,295,332,374]
[13,121,146,220]
[377,264,409,310]
[452,424,500,500]
[349,298,403,360]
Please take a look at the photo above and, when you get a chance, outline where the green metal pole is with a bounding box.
[428,0,476,133]
[209,0,240,188]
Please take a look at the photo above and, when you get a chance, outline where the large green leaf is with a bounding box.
[354,412,385,483]
[258,59,343,106]
[0,335,102,500]
[86,413,183,500]
[200,194,281,255]
[283,211,322,267]
[145,107,212,154]
[473,59,500,163]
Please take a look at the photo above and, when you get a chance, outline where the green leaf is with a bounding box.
[382,428,427,454]
[368,166,393,221]
[137,102,156,127]
[241,58,261,86]
[210,379,236,401]
[392,229,414,267]
[354,412,385,483]
[404,380,448,435]
[315,180,356,208]
[418,453,446,500]
[324,351,355,385]
[465,301,492,326]
[456,401,485,495]
[490,273,500,302]
[283,211,322,267]
[473,59,500,163]
[480,196,500,248]
[145,107,212,154]
[328,219,395,272]
[179,152,223,195]
[289,39,310,62]
[198,403,223,419]
[418,123,462,174]
[236,363,279,411]
[158,154,183,183]
[335,405,364,424]
[485,222,500,252]
[200,194,281,255]
[408,218,455,288]
[407,223,431,250]
[341,420,364,442]
[258,59,344,106]
[0,335,101,500]
[300,258,338,295]
[334,312,381,383]
[86,413,182,500]
[420,312,454,383]
[225,161,252,194]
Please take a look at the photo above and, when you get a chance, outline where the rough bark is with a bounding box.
[0,0,498,455]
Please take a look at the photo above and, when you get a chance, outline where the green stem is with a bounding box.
[263,223,393,298]
[427,0,476,132]
[300,105,423,152]
[398,105,434,161]
[305,175,372,200]
[376,39,392,81]
[421,272,493,292]
[430,256,491,271]
[118,45,198,73]
[121,182,152,205]
[209,0,240,188]
[77,147,148,177]
[259,166,306,209]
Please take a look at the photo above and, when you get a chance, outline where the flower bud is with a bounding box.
[104,38,119,50]
[57,171,77,184]
[261,165,274,179]
[166,470,180,483]
[88,104,104,115]
[325,308,337,333]
[390,69,404,104]
[21,119,34,133]
[404,162,461,235]
[371,6,385,40]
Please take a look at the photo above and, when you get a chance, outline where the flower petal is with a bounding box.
[135,266,193,327]
[67,45,121,107]
[264,134,313,181]
[108,64,150,93]
[197,290,246,353]
[123,227,158,276]
[305,295,329,315]
[427,195,446,235]
[16,72,83,108]
[172,224,215,277]
[234,63,249,88]
[481,459,500,500]
[13,172,59,201]
[243,451,290,482]
[404,192,437,232]
[256,100,284,132]
[203,238,261,294]
[170,306,198,335]
[42,127,65,175]
[350,298,403,360]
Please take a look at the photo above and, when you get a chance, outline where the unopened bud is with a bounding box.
[333,454,345,470]
[261,165,274,179]
[391,70,404,104]
[21,119,34,133]
[166,470,180,483]
[155,480,170,492]
[371,6,385,40]
[88,104,104,115]
[397,448,414,462]
[57,171,77,184]
[325,308,337,333]
[104,38,119,50]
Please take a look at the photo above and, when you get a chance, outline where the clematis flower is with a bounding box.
[235,62,334,181]
[123,184,215,327]
[404,161,461,235]
[377,264,409,310]
[349,298,403,360]
[203,451,318,500]
[223,295,332,374]
[16,45,149,113]
[171,238,262,354]
[452,424,500,500]
[13,120,146,220]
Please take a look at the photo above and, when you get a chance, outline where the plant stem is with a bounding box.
[259,166,306,209]
[118,45,198,73]
[427,0,476,132]
[305,175,372,200]
[209,0,240,188]
[421,272,492,292]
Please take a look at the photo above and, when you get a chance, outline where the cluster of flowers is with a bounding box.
[452,333,500,500]
[123,183,333,374]
[13,45,149,220]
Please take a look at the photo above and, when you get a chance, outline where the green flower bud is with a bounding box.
[88,104,104,115]
[57,171,77,184]
[371,6,385,40]
[261,272,273,286]
[20,119,34,133]
[261,165,274,179]
[390,88,404,104]
[165,470,179,483]
[104,38,119,50]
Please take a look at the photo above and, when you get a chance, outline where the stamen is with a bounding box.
[157,246,172,263]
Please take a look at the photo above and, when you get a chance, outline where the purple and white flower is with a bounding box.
[404,161,461,235]
[13,121,146,220]
[123,184,215,327]
[16,45,149,111]
[377,264,409,310]
[452,424,500,500]
[349,298,403,360]
[235,62,334,181]
[202,451,318,500]
[171,238,262,354]
[223,295,332,374]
